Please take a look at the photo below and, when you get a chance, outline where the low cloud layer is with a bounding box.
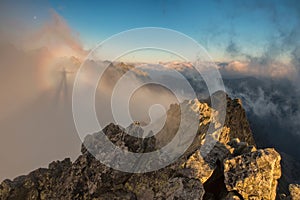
[222,60,297,79]
[209,0,300,82]
[224,77,300,158]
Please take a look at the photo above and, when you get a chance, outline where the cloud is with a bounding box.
[217,0,300,80]
[24,10,88,59]
[223,60,297,78]
[0,9,88,181]
[0,10,181,181]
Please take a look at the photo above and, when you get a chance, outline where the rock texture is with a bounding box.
[289,184,300,200]
[224,148,281,200]
[0,124,205,200]
[0,94,284,200]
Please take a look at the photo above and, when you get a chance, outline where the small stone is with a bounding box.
[289,184,300,200]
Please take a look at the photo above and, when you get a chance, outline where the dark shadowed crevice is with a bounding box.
[203,160,228,199]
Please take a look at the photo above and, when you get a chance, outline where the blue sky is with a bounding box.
[48,0,300,61]
[1,0,299,62]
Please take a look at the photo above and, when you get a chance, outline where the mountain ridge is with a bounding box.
[1,93,298,199]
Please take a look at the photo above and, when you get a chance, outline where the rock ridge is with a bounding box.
[0,94,287,200]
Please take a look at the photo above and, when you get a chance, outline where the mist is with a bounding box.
[0,10,181,181]
[208,0,300,159]
[1,0,300,185]
[0,9,89,181]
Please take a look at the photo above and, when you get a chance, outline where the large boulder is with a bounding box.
[224,148,281,200]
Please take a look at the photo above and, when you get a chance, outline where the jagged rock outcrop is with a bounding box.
[205,91,256,146]
[155,91,255,151]
[0,94,283,200]
[224,148,281,200]
[0,123,205,200]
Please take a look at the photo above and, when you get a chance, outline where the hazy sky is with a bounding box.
[1,0,299,62]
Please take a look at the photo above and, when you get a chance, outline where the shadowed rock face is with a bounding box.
[0,94,285,200]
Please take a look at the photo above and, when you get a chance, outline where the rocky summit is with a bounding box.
[0,93,297,199]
